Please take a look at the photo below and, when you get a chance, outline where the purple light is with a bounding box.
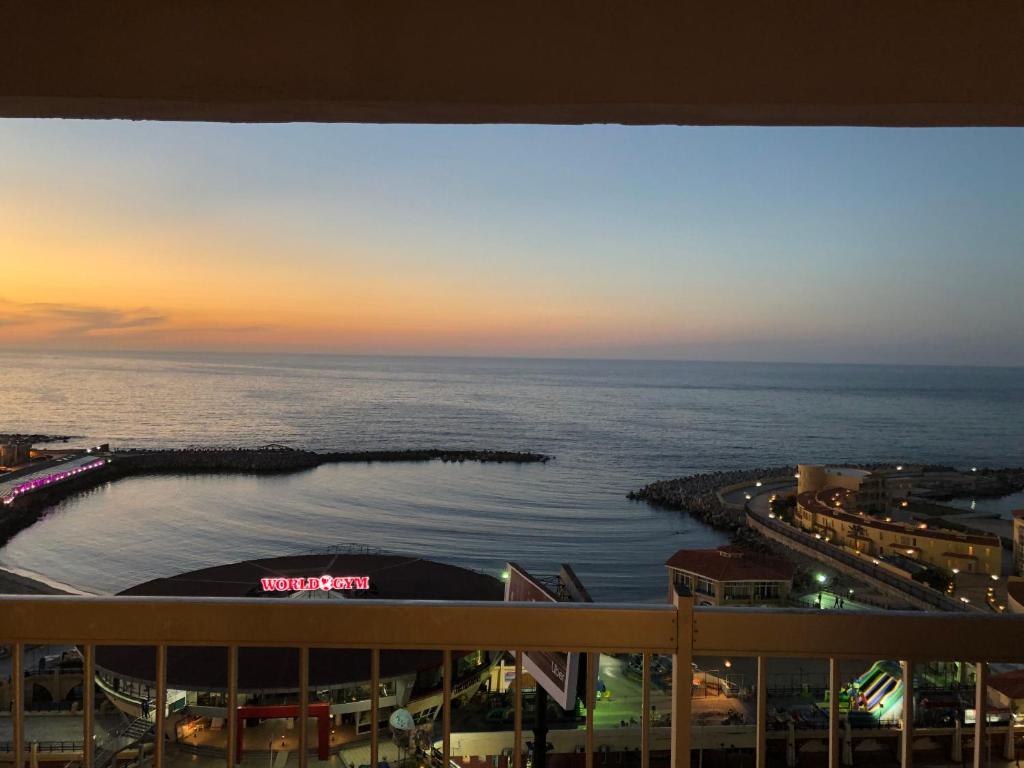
[2,459,107,505]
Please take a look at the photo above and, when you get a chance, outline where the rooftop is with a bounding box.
[97,554,503,690]
[666,545,794,583]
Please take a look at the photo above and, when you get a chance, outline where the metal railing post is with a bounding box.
[974,661,987,768]
[442,650,452,768]
[513,651,523,768]
[642,651,651,768]
[672,586,693,768]
[226,646,238,768]
[756,657,767,768]
[828,658,839,768]
[13,643,23,768]
[298,646,309,768]
[370,649,380,768]
[83,644,95,768]
[155,644,166,768]
[586,651,596,768]
[901,660,913,768]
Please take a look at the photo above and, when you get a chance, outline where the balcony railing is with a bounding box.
[2,590,1023,768]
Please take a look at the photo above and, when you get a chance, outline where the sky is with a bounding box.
[1,121,1022,366]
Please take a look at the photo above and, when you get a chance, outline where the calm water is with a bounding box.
[1,351,1023,600]
[946,491,1024,518]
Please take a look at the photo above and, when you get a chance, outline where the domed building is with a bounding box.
[94,553,504,758]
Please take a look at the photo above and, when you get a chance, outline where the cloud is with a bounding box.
[0,297,168,338]
[0,297,270,347]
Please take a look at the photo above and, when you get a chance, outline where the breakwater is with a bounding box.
[934,467,1024,499]
[0,446,551,548]
[627,466,797,533]
[0,433,73,444]
[112,446,551,473]
[629,463,1024,537]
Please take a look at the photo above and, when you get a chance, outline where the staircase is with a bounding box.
[90,713,155,768]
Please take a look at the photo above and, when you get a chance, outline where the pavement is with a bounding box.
[0,712,123,742]
[590,654,668,728]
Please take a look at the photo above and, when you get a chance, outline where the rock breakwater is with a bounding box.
[112,446,551,473]
[627,466,796,532]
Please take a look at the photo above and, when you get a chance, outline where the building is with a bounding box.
[94,554,504,757]
[797,464,916,514]
[665,545,794,607]
[0,440,32,469]
[794,484,1002,575]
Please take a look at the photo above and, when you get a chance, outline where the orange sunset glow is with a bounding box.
[3,121,1024,364]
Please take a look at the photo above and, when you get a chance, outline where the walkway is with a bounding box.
[739,484,971,612]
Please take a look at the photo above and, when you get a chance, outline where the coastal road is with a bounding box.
[720,480,795,511]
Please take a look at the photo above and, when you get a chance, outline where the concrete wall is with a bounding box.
[797,465,830,496]
[797,465,865,495]
[2,1,1024,125]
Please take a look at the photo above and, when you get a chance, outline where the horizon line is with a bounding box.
[1,346,1023,372]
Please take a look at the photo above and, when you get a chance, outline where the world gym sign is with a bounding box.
[260,575,370,591]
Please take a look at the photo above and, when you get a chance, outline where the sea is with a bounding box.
[1,350,1023,601]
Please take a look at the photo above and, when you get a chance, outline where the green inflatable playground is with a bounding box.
[822,661,904,726]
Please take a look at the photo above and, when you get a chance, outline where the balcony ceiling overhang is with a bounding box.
[1,1,1023,125]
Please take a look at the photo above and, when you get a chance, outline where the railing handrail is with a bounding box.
[0,595,678,652]
[3,594,1023,660]
[2,591,1020,768]
[691,607,1024,661]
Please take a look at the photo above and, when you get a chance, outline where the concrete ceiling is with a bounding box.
[2,1,1023,125]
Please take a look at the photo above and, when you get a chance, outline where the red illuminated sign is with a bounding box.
[260,575,370,591]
